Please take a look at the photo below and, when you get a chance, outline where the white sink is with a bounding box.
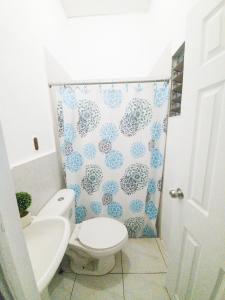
[23,216,70,295]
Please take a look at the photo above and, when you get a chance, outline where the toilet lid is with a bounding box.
[78,217,128,250]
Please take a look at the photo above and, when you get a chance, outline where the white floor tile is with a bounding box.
[71,274,123,300]
[123,273,170,300]
[49,272,75,300]
[122,238,167,273]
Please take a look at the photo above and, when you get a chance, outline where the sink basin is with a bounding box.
[23,216,70,293]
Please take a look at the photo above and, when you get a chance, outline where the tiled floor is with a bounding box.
[49,238,170,300]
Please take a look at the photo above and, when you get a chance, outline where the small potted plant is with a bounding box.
[16,192,32,228]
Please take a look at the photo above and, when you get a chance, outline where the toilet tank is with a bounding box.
[38,189,75,232]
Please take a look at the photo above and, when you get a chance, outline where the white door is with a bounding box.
[166,0,225,299]
[0,123,40,300]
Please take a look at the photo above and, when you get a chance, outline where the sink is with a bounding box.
[23,216,70,296]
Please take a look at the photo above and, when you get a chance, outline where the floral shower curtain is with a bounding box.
[54,81,169,237]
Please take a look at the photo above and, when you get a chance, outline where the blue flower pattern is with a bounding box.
[75,206,87,223]
[143,225,156,237]
[131,142,146,158]
[64,124,76,143]
[90,201,102,215]
[83,144,96,160]
[145,201,158,220]
[151,122,162,141]
[60,86,77,109]
[154,82,169,107]
[100,123,119,142]
[107,202,123,218]
[65,152,83,172]
[103,89,122,108]
[105,150,124,169]
[130,199,144,213]
[151,148,163,168]
[147,179,156,194]
[102,181,119,195]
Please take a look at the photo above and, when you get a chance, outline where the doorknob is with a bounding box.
[169,188,184,199]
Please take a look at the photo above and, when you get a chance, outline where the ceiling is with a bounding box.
[61,0,151,17]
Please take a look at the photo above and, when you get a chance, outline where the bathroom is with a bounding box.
[0,0,224,299]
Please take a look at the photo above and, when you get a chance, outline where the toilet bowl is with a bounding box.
[38,189,128,275]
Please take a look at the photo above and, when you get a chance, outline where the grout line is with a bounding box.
[165,287,171,300]
[60,270,168,275]
[63,270,74,273]
[111,272,167,274]
[70,273,77,300]
[155,238,168,267]
[121,251,126,300]
[155,240,171,299]
[123,272,167,274]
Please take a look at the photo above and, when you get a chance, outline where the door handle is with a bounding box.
[169,188,184,199]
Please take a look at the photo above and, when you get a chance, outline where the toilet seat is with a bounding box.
[78,217,127,250]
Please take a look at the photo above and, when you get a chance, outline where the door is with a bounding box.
[0,123,40,300]
[166,0,225,299]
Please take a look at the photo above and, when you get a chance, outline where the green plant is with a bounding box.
[16,192,32,217]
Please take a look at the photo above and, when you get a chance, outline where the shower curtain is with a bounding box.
[54,81,169,237]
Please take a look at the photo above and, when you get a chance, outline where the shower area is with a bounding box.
[52,80,169,238]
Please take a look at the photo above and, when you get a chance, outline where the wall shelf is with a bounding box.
[169,43,185,117]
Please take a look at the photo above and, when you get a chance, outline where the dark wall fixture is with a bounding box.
[169,43,185,117]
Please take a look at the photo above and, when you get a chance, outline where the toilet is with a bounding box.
[37,189,128,275]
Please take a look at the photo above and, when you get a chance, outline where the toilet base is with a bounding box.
[68,251,115,275]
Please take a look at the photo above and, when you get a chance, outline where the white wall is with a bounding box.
[0,0,198,168]
[0,0,71,167]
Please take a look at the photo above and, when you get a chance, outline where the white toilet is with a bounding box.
[37,189,128,275]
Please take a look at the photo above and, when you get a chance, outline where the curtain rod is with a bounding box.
[48,78,170,88]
